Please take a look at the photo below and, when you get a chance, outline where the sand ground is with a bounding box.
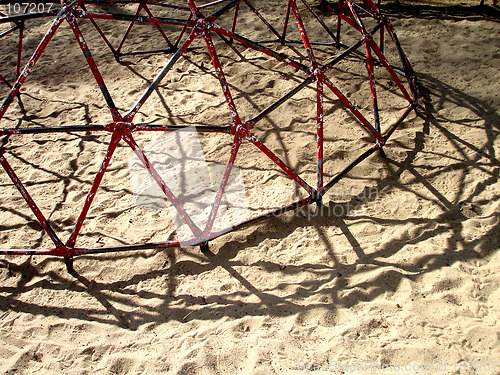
[0,1,499,374]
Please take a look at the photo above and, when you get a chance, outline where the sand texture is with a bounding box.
[0,1,499,374]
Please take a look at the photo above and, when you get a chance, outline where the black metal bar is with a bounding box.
[242,0,282,40]
[0,25,18,38]
[382,102,416,142]
[209,23,310,74]
[75,10,194,27]
[0,11,58,24]
[324,22,385,72]
[78,241,180,255]
[0,0,419,267]
[0,124,106,135]
[81,4,119,59]
[256,39,336,46]
[210,196,315,238]
[208,0,242,21]
[132,124,232,133]
[124,27,199,122]
[281,0,291,44]
[117,48,181,56]
[0,153,64,247]
[247,76,313,125]
[320,145,377,195]
[300,0,338,43]
[322,38,364,72]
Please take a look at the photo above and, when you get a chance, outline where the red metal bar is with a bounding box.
[66,131,121,248]
[345,0,368,34]
[0,153,64,248]
[244,129,315,195]
[0,15,64,120]
[289,0,317,67]
[66,13,122,121]
[365,40,381,135]
[338,11,361,32]
[75,10,195,28]
[352,1,377,18]
[124,27,200,122]
[320,73,382,142]
[377,17,417,100]
[186,0,202,18]
[242,0,282,41]
[121,128,202,237]
[174,12,193,48]
[281,1,291,44]
[229,1,239,43]
[16,20,24,79]
[300,0,337,43]
[362,0,384,18]
[202,28,242,129]
[82,4,120,59]
[143,3,175,50]
[321,0,361,32]
[201,133,242,236]
[316,79,324,191]
[208,23,310,73]
[336,0,342,49]
[0,0,418,266]
[368,38,412,103]
[116,2,144,56]
[0,74,24,112]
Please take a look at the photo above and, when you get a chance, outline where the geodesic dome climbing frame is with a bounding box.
[0,0,418,271]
